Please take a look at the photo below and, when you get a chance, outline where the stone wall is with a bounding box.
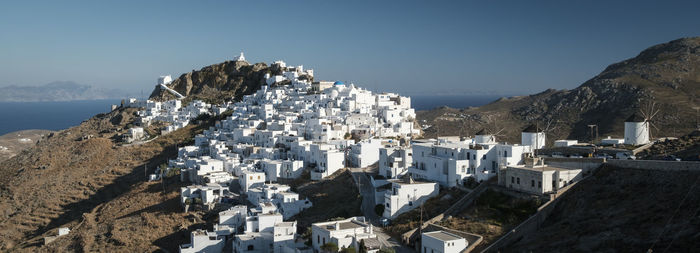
[481,178,584,252]
[607,159,700,171]
[544,157,604,173]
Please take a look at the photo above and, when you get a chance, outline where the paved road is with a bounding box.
[349,168,415,253]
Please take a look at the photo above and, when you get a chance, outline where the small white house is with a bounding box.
[240,170,266,193]
[383,178,439,219]
[179,229,225,253]
[311,217,377,252]
[500,162,582,195]
[421,231,467,253]
[601,136,624,145]
[378,146,412,179]
[554,140,578,147]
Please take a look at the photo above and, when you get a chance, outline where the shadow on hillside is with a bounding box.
[153,222,207,252]
[31,116,223,240]
[30,143,180,239]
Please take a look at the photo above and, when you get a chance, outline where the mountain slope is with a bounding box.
[418,37,700,143]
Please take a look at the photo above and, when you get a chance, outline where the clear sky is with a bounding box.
[1,0,699,97]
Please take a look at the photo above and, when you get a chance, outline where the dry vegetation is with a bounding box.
[284,168,362,231]
[437,189,541,252]
[0,107,217,252]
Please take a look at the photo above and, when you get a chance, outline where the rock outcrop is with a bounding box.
[149,60,271,103]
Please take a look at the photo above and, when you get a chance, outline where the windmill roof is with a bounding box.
[626,112,645,122]
[475,129,487,135]
[522,124,542,133]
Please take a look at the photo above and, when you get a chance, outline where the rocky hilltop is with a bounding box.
[418,37,700,143]
[149,60,303,104]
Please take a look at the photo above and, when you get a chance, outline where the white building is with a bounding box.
[409,140,531,186]
[553,140,578,147]
[158,75,173,85]
[311,217,377,252]
[348,139,384,168]
[241,170,266,193]
[601,136,625,145]
[378,146,412,179]
[383,178,439,219]
[500,159,582,195]
[124,127,145,143]
[624,113,650,145]
[235,51,246,62]
[421,231,467,253]
[179,229,225,253]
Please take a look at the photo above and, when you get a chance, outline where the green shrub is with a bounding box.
[374,204,385,216]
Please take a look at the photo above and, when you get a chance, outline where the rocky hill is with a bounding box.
[418,37,700,143]
[149,59,300,104]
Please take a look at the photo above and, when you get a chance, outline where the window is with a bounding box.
[511,176,514,183]
[248,245,254,251]
[538,181,542,188]
[517,177,520,184]
[466,153,470,160]
[531,180,535,187]
[482,155,486,160]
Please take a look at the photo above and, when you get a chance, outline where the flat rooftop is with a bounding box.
[424,231,464,242]
[509,165,577,172]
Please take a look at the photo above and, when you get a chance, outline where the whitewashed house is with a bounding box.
[311,217,377,252]
[383,178,439,219]
[421,231,467,253]
[378,146,413,179]
[348,139,384,168]
[179,229,225,253]
[500,159,582,195]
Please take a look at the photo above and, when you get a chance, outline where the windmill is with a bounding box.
[475,114,507,144]
[638,101,661,140]
[526,118,561,151]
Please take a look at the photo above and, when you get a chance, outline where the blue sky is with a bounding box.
[1,0,699,97]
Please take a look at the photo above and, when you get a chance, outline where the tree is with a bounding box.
[374,204,385,216]
[320,242,339,253]
[341,246,357,253]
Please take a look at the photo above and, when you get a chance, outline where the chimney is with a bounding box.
[335,221,340,231]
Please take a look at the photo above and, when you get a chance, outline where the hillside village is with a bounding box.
[60,52,697,253]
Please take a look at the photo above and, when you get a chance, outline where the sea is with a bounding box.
[0,99,121,136]
[0,95,501,136]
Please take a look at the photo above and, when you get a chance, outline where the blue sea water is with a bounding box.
[0,99,121,136]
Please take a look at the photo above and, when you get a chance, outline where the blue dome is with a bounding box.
[333,81,345,86]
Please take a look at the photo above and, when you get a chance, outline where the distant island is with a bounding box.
[0,81,129,102]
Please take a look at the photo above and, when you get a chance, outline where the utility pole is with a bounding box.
[694,106,700,130]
